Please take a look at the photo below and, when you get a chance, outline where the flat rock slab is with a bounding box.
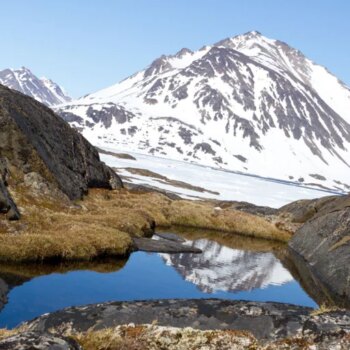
[0,331,81,350]
[155,232,186,242]
[133,237,201,253]
[25,299,313,341]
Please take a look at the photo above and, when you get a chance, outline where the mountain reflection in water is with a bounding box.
[0,230,317,329]
[160,238,293,293]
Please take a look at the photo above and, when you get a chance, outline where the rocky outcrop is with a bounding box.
[23,299,312,340]
[21,299,350,348]
[288,194,350,303]
[279,194,350,223]
[0,84,122,209]
[0,332,81,350]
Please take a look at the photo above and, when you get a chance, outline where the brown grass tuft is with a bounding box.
[310,303,341,316]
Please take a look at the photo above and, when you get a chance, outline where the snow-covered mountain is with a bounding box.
[0,67,71,106]
[160,239,293,293]
[58,31,350,193]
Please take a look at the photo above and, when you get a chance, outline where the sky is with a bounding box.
[1,0,349,98]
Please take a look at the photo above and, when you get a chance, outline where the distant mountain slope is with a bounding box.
[0,67,71,106]
[58,31,350,193]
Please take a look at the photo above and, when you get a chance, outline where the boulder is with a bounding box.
[0,84,122,203]
[133,237,201,253]
[289,195,350,302]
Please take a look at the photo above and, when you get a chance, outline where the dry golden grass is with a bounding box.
[166,200,291,242]
[71,325,257,350]
[73,326,148,350]
[310,303,341,316]
[0,329,17,340]
[0,185,290,262]
[0,325,28,341]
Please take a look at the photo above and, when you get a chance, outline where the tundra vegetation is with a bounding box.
[0,185,291,262]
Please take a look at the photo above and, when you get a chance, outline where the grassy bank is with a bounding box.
[0,187,291,262]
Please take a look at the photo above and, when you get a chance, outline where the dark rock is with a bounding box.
[0,278,8,312]
[0,180,20,220]
[0,331,82,350]
[155,232,186,243]
[234,154,247,163]
[0,84,122,201]
[289,201,350,302]
[133,237,202,254]
[309,173,327,181]
[125,182,182,200]
[0,159,20,220]
[96,147,136,160]
[24,299,313,341]
[194,142,216,155]
[278,249,350,309]
[215,200,278,216]
[59,111,84,125]
[278,194,348,223]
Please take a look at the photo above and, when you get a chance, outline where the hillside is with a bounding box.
[58,31,350,193]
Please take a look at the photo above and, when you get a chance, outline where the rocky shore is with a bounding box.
[1,299,349,349]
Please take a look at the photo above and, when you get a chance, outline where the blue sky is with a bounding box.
[1,0,349,97]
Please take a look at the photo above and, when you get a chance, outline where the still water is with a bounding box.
[0,231,316,328]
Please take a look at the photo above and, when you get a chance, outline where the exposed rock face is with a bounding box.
[288,194,350,302]
[0,159,20,220]
[0,84,122,206]
[24,299,312,341]
[278,194,350,223]
[22,299,350,348]
[0,332,81,350]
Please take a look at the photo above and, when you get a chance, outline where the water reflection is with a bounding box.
[160,239,293,293]
[0,259,127,313]
[0,231,319,328]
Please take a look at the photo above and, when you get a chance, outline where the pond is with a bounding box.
[0,230,317,329]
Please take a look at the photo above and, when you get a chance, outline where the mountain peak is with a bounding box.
[0,67,71,106]
[57,31,350,193]
[19,66,32,72]
[242,30,262,37]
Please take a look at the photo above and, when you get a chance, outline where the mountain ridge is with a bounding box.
[1,32,349,193]
[56,31,350,193]
[0,67,71,107]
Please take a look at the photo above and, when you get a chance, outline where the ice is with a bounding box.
[100,146,336,208]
